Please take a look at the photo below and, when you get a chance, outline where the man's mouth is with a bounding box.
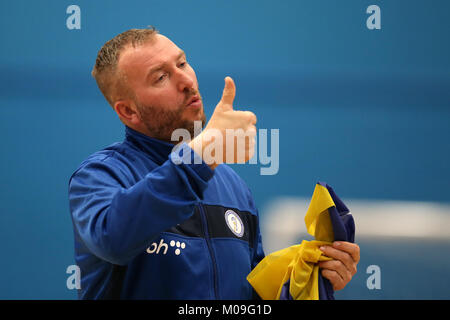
[186,95,202,108]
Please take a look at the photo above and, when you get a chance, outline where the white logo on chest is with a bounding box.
[225,210,244,237]
[146,238,186,255]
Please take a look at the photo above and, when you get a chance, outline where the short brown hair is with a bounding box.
[91,26,159,107]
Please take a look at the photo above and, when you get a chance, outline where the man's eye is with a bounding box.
[179,61,187,68]
[156,74,167,82]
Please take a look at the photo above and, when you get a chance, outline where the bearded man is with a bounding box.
[68,27,359,299]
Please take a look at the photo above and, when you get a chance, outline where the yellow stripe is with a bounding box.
[304,184,335,242]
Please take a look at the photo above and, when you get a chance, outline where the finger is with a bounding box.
[234,111,257,127]
[220,76,236,108]
[242,111,257,125]
[319,260,352,284]
[321,269,345,291]
[247,125,257,136]
[333,242,360,263]
[320,245,357,275]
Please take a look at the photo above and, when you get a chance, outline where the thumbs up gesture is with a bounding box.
[188,77,257,169]
[218,76,237,110]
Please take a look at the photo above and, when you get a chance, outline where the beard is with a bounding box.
[135,89,206,143]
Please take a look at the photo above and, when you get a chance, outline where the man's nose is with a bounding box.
[175,69,195,92]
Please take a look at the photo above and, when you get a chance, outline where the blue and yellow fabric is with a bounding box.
[247,182,355,300]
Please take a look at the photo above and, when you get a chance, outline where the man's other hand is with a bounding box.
[318,241,360,291]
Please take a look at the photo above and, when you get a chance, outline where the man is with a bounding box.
[68,27,360,299]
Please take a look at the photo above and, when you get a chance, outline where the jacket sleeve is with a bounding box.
[251,229,266,299]
[246,187,266,300]
[252,216,265,271]
[242,185,265,270]
[68,143,213,266]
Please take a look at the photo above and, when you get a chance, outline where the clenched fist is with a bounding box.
[189,77,257,169]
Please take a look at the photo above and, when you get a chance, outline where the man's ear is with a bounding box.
[113,100,141,126]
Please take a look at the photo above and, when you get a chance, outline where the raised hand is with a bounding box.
[189,77,257,169]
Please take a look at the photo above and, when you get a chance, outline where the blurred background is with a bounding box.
[0,0,449,299]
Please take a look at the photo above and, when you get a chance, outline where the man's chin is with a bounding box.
[184,106,206,124]
[179,115,206,139]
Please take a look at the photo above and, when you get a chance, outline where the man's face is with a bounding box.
[118,34,205,142]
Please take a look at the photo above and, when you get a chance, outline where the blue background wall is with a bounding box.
[0,0,449,299]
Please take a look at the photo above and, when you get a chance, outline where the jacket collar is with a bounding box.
[124,126,175,165]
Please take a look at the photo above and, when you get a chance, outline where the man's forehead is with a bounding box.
[118,34,182,71]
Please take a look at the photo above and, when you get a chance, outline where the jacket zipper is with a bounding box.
[198,204,219,299]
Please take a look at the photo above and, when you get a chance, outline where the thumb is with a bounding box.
[219,76,235,108]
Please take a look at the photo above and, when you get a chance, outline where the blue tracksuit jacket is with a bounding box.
[68,126,265,299]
